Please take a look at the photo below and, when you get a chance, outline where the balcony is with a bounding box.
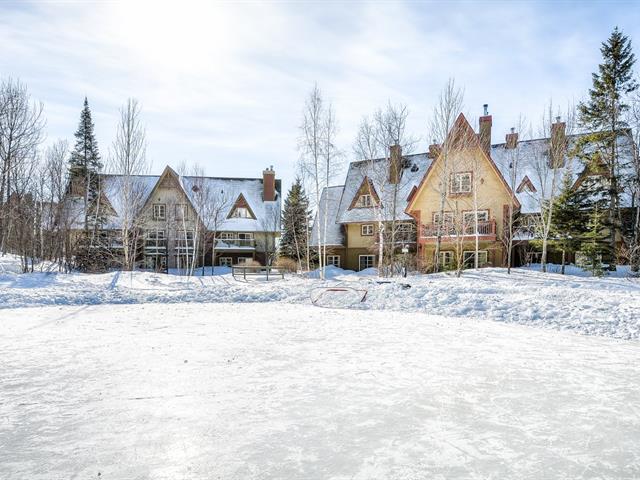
[145,239,167,254]
[420,219,496,241]
[215,238,256,250]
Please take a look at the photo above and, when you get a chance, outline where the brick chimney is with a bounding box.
[550,116,566,168]
[478,104,492,156]
[263,166,276,201]
[428,141,441,159]
[505,127,518,149]
[389,144,402,184]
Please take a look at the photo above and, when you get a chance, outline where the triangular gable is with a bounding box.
[139,165,199,221]
[227,193,257,219]
[348,176,380,210]
[516,175,537,193]
[406,113,521,214]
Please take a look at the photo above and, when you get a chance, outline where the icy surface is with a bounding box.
[1,302,639,479]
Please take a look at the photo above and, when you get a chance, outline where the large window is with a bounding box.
[219,257,233,267]
[433,212,454,225]
[440,251,453,267]
[231,207,252,218]
[463,250,488,268]
[462,210,489,224]
[450,172,472,194]
[327,255,341,268]
[153,204,166,220]
[361,224,374,236]
[356,194,374,208]
[175,204,189,221]
[219,232,235,240]
[359,255,375,271]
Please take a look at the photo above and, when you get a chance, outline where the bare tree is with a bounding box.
[0,77,45,254]
[526,102,575,272]
[427,79,464,272]
[298,84,341,279]
[499,116,529,273]
[354,102,417,276]
[109,99,149,270]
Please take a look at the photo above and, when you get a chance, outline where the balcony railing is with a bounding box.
[421,219,496,238]
[215,238,256,249]
[145,239,167,253]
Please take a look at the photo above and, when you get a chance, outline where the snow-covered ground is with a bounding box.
[1,302,639,479]
[1,258,639,339]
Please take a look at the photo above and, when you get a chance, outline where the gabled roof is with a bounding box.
[66,165,281,233]
[406,113,520,214]
[347,176,380,210]
[336,152,432,224]
[491,130,635,214]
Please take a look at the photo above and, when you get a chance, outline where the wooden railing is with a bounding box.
[231,265,284,281]
[421,219,496,238]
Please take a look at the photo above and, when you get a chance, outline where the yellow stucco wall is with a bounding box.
[410,146,514,240]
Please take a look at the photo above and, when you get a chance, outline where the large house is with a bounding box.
[66,165,281,270]
[312,110,635,271]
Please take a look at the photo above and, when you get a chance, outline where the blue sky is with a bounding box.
[1,1,639,191]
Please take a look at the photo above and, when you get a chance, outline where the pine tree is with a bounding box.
[69,98,107,271]
[551,171,590,273]
[577,27,638,269]
[280,177,311,269]
[69,97,103,230]
[579,205,608,277]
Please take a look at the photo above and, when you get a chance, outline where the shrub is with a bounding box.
[274,257,298,273]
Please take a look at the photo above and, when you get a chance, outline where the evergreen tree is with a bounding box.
[551,171,590,273]
[280,177,311,268]
[579,205,608,277]
[69,97,103,230]
[68,98,107,271]
[577,27,638,269]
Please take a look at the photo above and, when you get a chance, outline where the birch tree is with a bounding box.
[298,84,340,279]
[109,98,149,270]
[0,77,45,254]
[428,79,464,272]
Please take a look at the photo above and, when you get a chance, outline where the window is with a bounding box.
[463,250,488,268]
[462,210,489,224]
[327,255,340,268]
[356,194,374,208]
[238,232,254,240]
[361,224,374,236]
[147,229,165,241]
[433,212,454,225]
[440,251,453,266]
[175,204,189,221]
[231,207,252,218]
[176,230,195,251]
[450,172,472,194]
[396,223,413,233]
[236,257,253,264]
[219,257,233,267]
[153,204,166,220]
[219,232,235,240]
[359,255,375,271]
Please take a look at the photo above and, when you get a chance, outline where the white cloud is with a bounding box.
[0,0,638,189]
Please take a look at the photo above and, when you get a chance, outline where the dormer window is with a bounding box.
[450,172,472,194]
[357,194,373,208]
[231,207,252,218]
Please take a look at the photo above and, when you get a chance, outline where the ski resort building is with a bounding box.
[65,165,281,271]
[312,110,636,271]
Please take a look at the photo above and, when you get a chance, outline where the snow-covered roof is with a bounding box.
[101,174,160,229]
[311,185,345,247]
[336,153,432,224]
[181,176,281,233]
[66,169,281,233]
[491,132,636,214]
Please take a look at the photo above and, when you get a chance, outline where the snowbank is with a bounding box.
[1,255,639,339]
